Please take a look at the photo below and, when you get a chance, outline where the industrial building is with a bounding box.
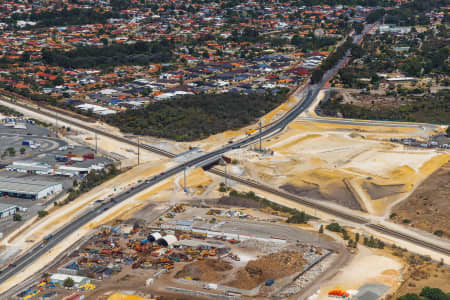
[50,273,90,287]
[0,177,62,200]
[0,203,20,218]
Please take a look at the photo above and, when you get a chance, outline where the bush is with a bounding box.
[286,211,308,224]
[13,213,22,221]
[63,277,74,287]
[38,210,48,218]
[433,230,443,237]
[105,91,288,141]
[326,222,342,232]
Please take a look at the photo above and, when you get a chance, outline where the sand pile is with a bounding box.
[228,250,307,289]
[175,259,233,282]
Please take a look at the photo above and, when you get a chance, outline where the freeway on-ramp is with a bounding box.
[0,24,448,292]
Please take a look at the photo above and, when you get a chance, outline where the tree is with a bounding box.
[420,287,448,300]
[20,147,26,155]
[348,239,353,247]
[353,22,364,34]
[355,232,360,243]
[38,210,49,218]
[397,293,422,300]
[446,126,450,136]
[52,76,64,86]
[63,277,74,287]
[326,222,342,232]
[13,213,22,221]
[7,147,15,156]
[319,225,324,234]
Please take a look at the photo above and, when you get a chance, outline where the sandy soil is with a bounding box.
[228,119,449,216]
[316,245,403,300]
[391,162,450,238]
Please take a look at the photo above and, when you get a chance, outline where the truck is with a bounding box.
[43,234,53,243]
[55,155,68,162]
[265,279,274,286]
[204,283,218,290]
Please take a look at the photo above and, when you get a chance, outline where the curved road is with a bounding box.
[0,25,448,292]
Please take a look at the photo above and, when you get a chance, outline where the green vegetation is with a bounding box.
[291,35,337,52]
[319,224,324,233]
[311,37,353,84]
[7,147,16,157]
[12,8,122,27]
[384,0,448,26]
[325,222,342,232]
[13,213,22,221]
[106,91,288,141]
[63,277,74,288]
[42,40,174,69]
[320,90,450,124]
[397,287,450,300]
[20,147,26,155]
[58,165,120,206]
[38,210,49,218]
[363,235,385,248]
[228,190,310,224]
[0,104,22,117]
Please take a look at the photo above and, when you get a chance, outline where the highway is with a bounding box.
[0,25,448,289]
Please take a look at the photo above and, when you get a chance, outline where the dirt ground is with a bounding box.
[392,259,450,298]
[390,162,450,238]
[175,259,233,282]
[228,119,449,216]
[227,250,307,289]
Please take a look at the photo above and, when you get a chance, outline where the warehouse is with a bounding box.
[0,177,62,200]
[0,203,20,218]
[50,273,90,287]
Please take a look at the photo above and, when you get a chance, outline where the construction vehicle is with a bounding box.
[228,253,240,261]
[246,128,256,135]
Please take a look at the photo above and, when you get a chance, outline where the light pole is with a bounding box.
[259,120,262,152]
[137,137,140,166]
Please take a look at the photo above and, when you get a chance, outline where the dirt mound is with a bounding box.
[362,182,406,200]
[175,259,233,282]
[227,251,307,289]
[281,183,363,211]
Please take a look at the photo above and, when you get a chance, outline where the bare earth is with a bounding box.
[391,161,450,238]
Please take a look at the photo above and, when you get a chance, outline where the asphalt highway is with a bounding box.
[1,25,448,289]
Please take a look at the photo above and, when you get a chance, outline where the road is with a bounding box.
[0,25,448,290]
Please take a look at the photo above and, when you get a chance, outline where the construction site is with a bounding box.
[222,116,449,217]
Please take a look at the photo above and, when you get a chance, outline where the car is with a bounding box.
[160,172,165,176]
[26,133,32,135]
[145,180,151,183]
[8,264,16,268]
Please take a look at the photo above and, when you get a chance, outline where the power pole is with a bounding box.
[95,133,98,154]
[259,120,262,152]
[55,111,58,134]
[184,167,187,192]
[224,163,228,191]
[137,137,140,166]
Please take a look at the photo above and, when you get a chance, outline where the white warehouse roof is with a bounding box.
[0,177,62,194]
